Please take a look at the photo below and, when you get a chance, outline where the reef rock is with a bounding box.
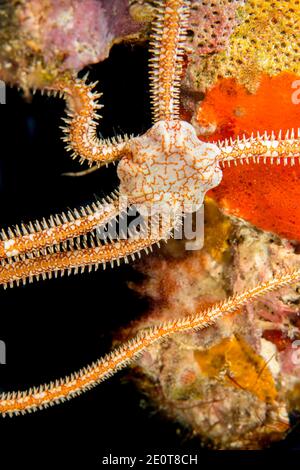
[0,0,144,90]
[124,200,300,449]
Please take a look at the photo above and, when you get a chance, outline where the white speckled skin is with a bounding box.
[117,120,222,214]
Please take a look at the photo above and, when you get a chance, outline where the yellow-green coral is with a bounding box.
[188,0,300,93]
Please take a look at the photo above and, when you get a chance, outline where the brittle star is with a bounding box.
[0,0,300,416]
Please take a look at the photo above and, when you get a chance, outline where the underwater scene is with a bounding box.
[0,0,300,463]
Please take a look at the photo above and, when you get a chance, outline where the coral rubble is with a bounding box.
[0,0,143,91]
[125,200,300,449]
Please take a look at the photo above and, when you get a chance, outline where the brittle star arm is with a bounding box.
[51,76,131,167]
[149,0,190,122]
[217,129,300,166]
[0,193,120,261]
[0,227,167,288]
[1,267,299,415]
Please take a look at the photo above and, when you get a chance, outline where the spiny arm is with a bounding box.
[0,194,119,260]
[54,76,131,166]
[149,0,190,122]
[0,232,164,288]
[1,266,299,416]
[217,129,300,166]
